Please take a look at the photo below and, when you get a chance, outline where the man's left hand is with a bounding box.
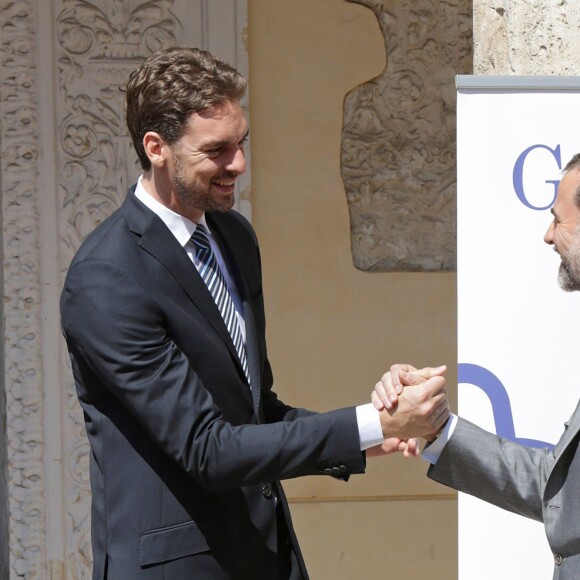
[366,437,420,458]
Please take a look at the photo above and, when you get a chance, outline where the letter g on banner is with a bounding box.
[513,144,561,210]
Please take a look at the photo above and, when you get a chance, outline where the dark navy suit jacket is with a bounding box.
[61,188,365,579]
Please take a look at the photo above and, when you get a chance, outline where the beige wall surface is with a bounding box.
[291,499,457,580]
[248,0,457,577]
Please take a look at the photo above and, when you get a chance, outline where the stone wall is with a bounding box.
[1,2,46,575]
[2,0,580,576]
[0,1,249,576]
[340,0,580,272]
[0,342,7,579]
[474,0,580,74]
[341,0,473,271]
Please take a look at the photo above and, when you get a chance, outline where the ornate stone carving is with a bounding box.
[55,1,182,575]
[0,1,247,575]
[0,0,47,577]
[342,0,473,271]
[57,0,182,256]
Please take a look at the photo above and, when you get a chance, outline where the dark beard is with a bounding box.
[172,168,235,215]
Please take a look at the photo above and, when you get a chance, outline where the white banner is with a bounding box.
[457,76,580,580]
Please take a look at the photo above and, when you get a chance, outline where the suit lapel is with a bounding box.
[121,193,243,373]
[555,400,580,456]
[548,399,580,484]
[243,302,263,418]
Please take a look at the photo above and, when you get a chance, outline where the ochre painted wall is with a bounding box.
[248,1,457,578]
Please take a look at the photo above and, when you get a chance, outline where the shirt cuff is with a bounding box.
[356,403,384,451]
[421,413,458,464]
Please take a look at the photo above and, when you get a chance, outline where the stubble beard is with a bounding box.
[172,155,236,216]
[558,226,580,292]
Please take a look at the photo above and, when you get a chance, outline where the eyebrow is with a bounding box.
[202,129,250,150]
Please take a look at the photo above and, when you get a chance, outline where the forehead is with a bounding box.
[182,101,248,145]
[553,168,580,220]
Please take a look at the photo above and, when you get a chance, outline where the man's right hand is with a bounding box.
[372,364,447,410]
[374,367,449,440]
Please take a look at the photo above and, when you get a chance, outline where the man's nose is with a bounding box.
[544,221,554,245]
[228,146,246,175]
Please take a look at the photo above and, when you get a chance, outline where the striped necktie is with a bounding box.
[190,224,250,384]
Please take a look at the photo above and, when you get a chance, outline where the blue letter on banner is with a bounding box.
[512,144,561,210]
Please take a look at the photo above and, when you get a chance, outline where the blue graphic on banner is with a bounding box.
[513,144,561,210]
[458,363,554,450]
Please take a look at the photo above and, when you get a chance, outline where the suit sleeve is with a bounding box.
[61,258,365,492]
[427,417,554,522]
[257,358,317,422]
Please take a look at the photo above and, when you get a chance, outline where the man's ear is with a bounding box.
[143,132,169,168]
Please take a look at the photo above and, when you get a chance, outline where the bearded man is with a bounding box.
[373,154,580,580]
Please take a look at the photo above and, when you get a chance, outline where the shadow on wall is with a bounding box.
[341,0,473,272]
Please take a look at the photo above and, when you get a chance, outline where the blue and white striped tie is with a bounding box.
[190,224,250,384]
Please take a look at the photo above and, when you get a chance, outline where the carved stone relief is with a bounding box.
[57,0,181,253]
[1,0,249,576]
[0,1,47,578]
[342,0,473,271]
[55,3,183,573]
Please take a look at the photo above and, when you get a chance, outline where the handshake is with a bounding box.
[369,364,450,458]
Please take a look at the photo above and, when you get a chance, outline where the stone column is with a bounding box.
[0,1,249,577]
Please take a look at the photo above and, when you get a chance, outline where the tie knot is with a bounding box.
[191,224,211,252]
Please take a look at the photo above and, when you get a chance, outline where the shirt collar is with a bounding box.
[134,176,210,248]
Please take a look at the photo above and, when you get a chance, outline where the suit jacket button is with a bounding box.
[331,467,340,476]
[323,468,333,476]
[338,465,347,474]
[262,483,273,498]
[554,554,563,566]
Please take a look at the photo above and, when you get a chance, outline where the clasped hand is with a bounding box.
[367,364,450,459]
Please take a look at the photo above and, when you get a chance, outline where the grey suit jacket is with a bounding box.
[60,188,365,579]
[428,400,580,580]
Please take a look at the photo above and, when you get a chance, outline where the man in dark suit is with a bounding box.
[60,47,449,579]
[372,155,580,579]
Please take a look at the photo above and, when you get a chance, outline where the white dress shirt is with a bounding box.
[422,414,458,463]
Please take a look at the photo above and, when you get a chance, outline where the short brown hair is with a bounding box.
[125,47,247,170]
